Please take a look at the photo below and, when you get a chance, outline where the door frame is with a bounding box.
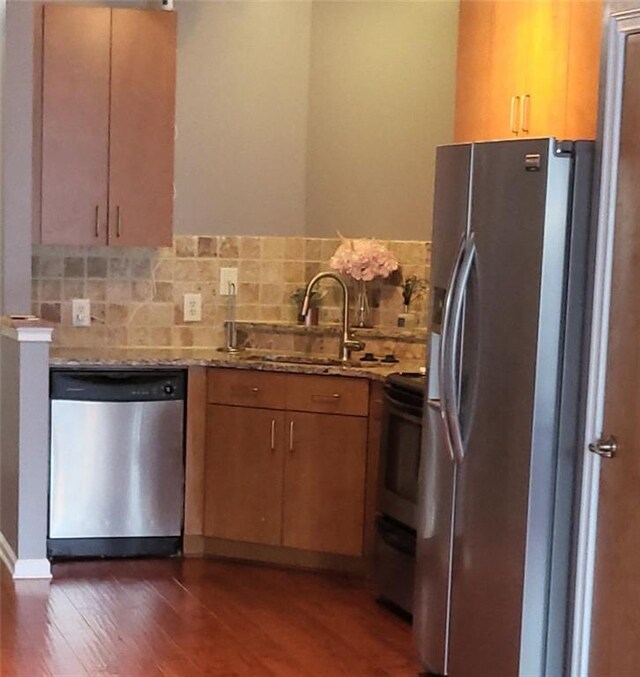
[570,8,640,677]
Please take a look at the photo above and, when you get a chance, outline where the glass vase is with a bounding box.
[353,279,373,328]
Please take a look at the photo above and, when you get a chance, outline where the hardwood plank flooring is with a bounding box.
[0,559,420,676]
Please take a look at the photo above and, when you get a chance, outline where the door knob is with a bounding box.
[588,434,618,459]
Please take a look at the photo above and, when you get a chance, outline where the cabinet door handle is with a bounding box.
[510,95,520,135]
[289,420,294,452]
[521,94,530,134]
[251,387,260,393]
[311,393,341,402]
[94,205,101,238]
[270,419,276,451]
[116,205,122,238]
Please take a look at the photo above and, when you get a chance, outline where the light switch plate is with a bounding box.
[183,293,202,322]
[72,299,91,327]
[219,268,238,296]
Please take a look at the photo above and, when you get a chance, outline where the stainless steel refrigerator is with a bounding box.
[414,138,594,676]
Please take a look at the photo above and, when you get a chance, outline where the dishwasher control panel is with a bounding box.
[50,369,186,402]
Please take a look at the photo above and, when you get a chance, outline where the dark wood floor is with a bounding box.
[0,558,421,676]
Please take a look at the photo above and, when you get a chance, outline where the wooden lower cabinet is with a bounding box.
[282,412,367,556]
[204,404,285,546]
[203,369,372,562]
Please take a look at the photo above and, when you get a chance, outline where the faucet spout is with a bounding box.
[300,272,365,362]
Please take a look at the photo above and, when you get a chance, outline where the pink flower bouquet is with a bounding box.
[329,235,398,281]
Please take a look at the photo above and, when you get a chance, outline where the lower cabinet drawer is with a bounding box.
[207,368,287,410]
[286,374,369,416]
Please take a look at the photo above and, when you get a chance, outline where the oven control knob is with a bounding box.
[163,384,175,395]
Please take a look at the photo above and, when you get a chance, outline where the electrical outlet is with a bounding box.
[183,293,202,322]
[219,268,238,296]
[72,299,91,327]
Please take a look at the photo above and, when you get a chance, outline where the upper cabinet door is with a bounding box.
[564,0,602,139]
[454,1,495,143]
[108,9,176,247]
[41,5,110,245]
[454,0,602,142]
[522,0,571,138]
[487,0,528,141]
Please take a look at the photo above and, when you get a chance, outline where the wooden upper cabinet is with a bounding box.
[454,0,602,143]
[454,1,495,143]
[38,6,176,246]
[487,1,529,141]
[524,0,571,138]
[109,9,176,247]
[41,5,111,245]
[565,0,603,139]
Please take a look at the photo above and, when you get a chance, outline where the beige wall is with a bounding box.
[174,1,312,236]
[0,0,5,313]
[306,1,458,240]
[174,0,459,240]
[2,0,35,315]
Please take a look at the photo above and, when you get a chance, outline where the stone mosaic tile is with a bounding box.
[32,234,430,360]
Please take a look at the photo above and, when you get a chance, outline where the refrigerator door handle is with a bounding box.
[443,232,476,465]
[439,234,467,461]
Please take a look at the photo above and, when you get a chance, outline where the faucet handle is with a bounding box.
[343,338,365,353]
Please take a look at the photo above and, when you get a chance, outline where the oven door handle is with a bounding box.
[377,516,416,557]
[383,392,423,423]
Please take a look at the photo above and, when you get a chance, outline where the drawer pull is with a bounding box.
[270,419,276,451]
[311,393,341,402]
[251,387,260,393]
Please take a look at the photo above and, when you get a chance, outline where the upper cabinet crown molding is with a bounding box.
[37,5,176,247]
[454,0,602,143]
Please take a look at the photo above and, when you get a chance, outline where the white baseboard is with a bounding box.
[13,558,52,580]
[0,532,51,579]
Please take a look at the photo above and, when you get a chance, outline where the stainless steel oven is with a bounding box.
[377,373,424,530]
[375,371,425,617]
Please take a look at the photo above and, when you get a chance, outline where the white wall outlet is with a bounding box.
[183,293,202,322]
[72,299,91,327]
[219,267,239,296]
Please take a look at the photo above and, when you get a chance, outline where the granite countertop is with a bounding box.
[50,346,426,381]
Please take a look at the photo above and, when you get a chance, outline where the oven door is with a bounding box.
[378,385,422,530]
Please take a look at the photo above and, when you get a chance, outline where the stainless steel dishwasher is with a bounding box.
[48,369,186,558]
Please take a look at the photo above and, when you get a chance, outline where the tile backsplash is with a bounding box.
[32,236,431,350]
